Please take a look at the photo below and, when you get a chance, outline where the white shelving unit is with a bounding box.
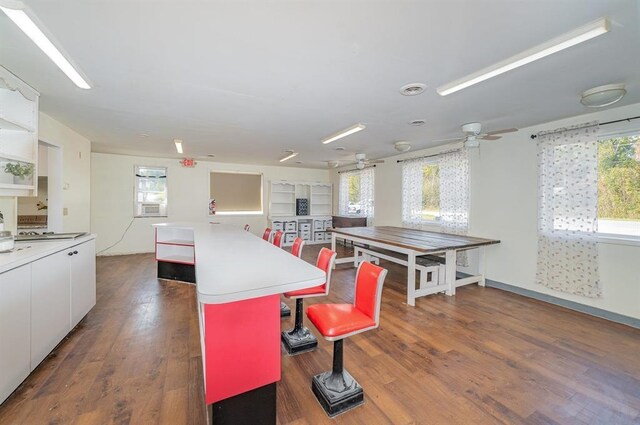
[269,180,333,246]
[155,227,195,265]
[0,66,39,197]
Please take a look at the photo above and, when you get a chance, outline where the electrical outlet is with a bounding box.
[63,208,68,216]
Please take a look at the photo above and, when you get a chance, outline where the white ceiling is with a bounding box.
[1,0,639,168]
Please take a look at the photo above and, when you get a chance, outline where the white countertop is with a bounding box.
[154,223,326,304]
[0,234,97,274]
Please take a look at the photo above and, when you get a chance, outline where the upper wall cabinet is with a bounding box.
[0,66,39,197]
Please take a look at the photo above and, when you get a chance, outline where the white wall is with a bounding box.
[332,102,640,320]
[39,112,91,232]
[91,152,329,255]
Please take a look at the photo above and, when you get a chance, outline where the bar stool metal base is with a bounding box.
[311,369,363,417]
[280,302,291,318]
[281,326,317,354]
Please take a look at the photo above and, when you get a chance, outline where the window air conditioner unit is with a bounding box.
[141,203,161,216]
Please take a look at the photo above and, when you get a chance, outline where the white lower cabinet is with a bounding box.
[71,239,96,328]
[31,249,71,368]
[0,265,31,403]
[0,237,96,404]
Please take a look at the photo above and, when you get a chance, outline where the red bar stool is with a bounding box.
[306,261,388,417]
[291,237,304,258]
[281,247,337,355]
[244,224,250,231]
[272,230,284,248]
[262,227,272,242]
[280,237,305,319]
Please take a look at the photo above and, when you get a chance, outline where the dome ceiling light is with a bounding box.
[580,83,626,107]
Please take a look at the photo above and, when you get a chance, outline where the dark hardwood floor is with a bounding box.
[0,244,638,424]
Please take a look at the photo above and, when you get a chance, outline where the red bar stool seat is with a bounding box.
[306,261,388,417]
[281,247,336,355]
[262,227,272,241]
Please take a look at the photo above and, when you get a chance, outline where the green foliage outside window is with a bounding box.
[422,164,440,221]
[598,135,640,220]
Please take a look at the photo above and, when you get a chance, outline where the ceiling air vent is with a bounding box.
[408,119,426,126]
[400,83,426,96]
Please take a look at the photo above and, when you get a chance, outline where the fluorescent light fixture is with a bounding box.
[0,4,91,89]
[174,139,183,154]
[437,18,609,96]
[279,151,298,162]
[321,123,366,144]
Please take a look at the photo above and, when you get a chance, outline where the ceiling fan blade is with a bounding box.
[479,135,501,141]
[486,128,518,136]
[368,159,385,164]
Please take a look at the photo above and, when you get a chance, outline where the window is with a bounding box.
[135,166,167,217]
[338,168,374,218]
[597,133,640,237]
[209,171,263,214]
[421,162,440,221]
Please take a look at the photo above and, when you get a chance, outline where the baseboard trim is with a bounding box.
[462,273,639,329]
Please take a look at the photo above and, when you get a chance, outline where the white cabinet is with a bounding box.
[0,66,39,197]
[30,249,71,368]
[70,239,96,328]
[0,265,31,403]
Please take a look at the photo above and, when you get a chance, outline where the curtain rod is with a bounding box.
[530,115,640,139]
[396,148,461,163]
[337,164,376,174]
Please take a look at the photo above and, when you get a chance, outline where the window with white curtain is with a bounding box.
[402,149,469,265]
[338,167,374,219]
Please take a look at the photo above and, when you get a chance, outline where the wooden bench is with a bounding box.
[353,244,449,300]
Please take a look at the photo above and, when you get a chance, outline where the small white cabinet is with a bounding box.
[0,265,31,403]
[30,249,71,368]
[70,239,96,328]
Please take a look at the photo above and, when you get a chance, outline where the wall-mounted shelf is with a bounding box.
[0,116,34,133]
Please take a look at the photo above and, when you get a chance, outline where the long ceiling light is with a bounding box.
[437,18,609,96]
[174,139,183,154]
[321,123,366,144]
[0,4,91,89]
[279,150,298,162]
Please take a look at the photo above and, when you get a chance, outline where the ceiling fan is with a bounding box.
[326,153,384,169]
[433,122,518,148]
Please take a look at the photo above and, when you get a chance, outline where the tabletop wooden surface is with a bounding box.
[330,226,500,253]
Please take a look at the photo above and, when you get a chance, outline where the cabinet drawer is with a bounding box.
[284,222,297,232]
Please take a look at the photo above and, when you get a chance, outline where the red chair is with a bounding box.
[291,237,305,258]
[244,224,250,231]
[280,237,305,318]
[306,261,388,417]
[272,230,284,248]
[281,247,337,355]
[262,227,272,241]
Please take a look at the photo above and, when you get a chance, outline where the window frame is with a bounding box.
[338,168,374,218]
[595,126,640,245]
[134,165,168,218]
[208,170,264,216]
[401,157,442,228]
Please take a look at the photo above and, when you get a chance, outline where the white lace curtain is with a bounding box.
[536,122,601,298]
[338,167,375,219]
[401,149,469,265]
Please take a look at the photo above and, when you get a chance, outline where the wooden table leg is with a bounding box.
[445,250,456,296]
[407,252,416,306]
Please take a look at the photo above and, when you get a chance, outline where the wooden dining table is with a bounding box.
[330,226,500,306]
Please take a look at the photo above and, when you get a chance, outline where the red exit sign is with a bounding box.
[180,158,196,167]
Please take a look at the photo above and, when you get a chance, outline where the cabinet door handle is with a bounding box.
[68,252,73,256]
[73,250,78,254]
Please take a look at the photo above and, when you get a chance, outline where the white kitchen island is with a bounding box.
[153,223,325,425]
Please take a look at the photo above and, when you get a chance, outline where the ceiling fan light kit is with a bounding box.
[0,2,92,89]
[580,83,626,107]
[436,17,609,96]
[321,123,366,144]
